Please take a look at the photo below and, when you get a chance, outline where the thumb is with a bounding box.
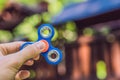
[15,41,45,64]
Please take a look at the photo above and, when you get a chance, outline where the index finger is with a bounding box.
[0,41,24,55]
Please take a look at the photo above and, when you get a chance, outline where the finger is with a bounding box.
[0,41,24,55]
[33,55,40,60]
[24,55,40,66]
[24,60,34,66]
[15,70,30,80]
[14,41,46,64]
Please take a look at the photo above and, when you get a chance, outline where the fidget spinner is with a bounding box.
[20,24,62,65]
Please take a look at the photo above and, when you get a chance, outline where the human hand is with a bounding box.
[0,41,45,80]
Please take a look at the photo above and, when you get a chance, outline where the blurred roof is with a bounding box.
[51,0,120,24]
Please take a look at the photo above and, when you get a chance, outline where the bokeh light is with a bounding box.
[48,1,63,15]
[96,61,107,80]
[0,0,6,12]
[63,30,77,42]
[0,0,120,80]
[100,27,110,36]
[83,28,94,37]
[0,30,13,42]
[106,34,116,43]
[14,14,41,41]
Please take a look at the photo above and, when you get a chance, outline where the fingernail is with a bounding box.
[34,41,45,51]
[20,70,30,79]
[34,55,40,60]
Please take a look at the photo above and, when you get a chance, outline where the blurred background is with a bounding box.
[1,0,120,80]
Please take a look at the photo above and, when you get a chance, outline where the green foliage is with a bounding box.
[96,61,107,80]
[52,28,59,41]
[14,14,41,41]
[59,0,86,5]
[83,28,95,37]
[48,1,63,15]
[62,22,77,42]
[100,27,110,36]
[16,0,40,5]
[63,30,77,42]
[42,12,52,22]
[0,0,85,42]
[29,70,36,79]
[0,30,13,42]
[0,0,7,12]
[106,34,115,43]
[65,22,76,31]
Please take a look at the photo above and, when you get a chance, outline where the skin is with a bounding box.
[0,41,45,80]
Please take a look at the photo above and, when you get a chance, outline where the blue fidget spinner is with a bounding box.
[20,24,62,65]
